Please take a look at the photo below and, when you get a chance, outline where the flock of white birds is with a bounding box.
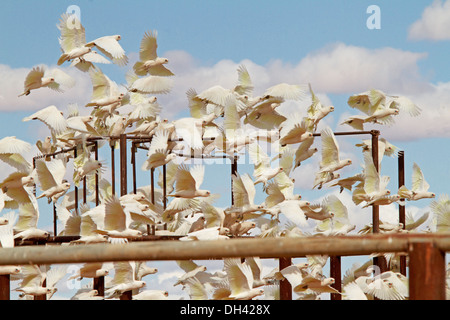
[0,13,449,300]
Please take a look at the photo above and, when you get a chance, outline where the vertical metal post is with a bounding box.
[120,291,133,300]
[408,241,445,300]
[398,151,407,276]
[371,130,380,234]
[74,147,79,216]
[0,275,10,300]
[231,156,238,206]
[120,134,127,197]
[94,141,100,206]
[163,164,167,210]
[111,144,115,196]
[370,130,387,273]
[330,256,341,300]
[53,204,57,236]
[131,142,137,194]
[93,276,105,298]
[119,134,132,300]
[83,176,87,204]
[32,158,36,197]
[150,168,155,204]
[93,140,104,299]
[279,258,292,300]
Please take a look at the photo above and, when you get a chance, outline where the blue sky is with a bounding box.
[1,0,449,299]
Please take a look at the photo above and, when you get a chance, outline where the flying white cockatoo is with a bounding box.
[133,30,174,77]
[318,126,352,175]
[57,13,128,66]
[398,162,436,201]
[18,65,75,97]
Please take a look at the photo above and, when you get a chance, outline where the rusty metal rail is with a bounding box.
[0,233,448,299]
[1,233,448,265]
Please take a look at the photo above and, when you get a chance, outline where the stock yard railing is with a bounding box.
[0,130,447,300]
[0,233,448,300]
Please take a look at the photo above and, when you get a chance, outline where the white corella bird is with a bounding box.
[352,153,391,207]
[347,89,421,126]
[222,258,265,300]
[398,162,436,201]
[141,129,177,170]
[14,265,52,298]
[35,157,70,204]
[18,65,75,97]
[71,210,109,244]
[0,135,31,163]
[278,113,313,146]
[228,173,265,215]
[174,261,208,287]
[293,136,318,169]
[133,30,174,77]
[105,261,146,299]
[315,195,355,236]
[168,165,211,198]
[306,83,334,131]
[85,68,124,108]
[126,70,173,95]
[13,200,50,242]
[73,155,104,186]
[318,126,352,174]
[429,195,450,233]
[133,290,169,300]
[68,262,110,281]
[22,105,68,135]
[248,142,284,188]
[57,13,127,66]
[95,196,143,241]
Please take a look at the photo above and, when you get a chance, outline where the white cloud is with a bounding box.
[408,0,450,41]
[292,43,431,95]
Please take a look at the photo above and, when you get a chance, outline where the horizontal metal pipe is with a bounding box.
[0,234,449,266]
[312,130,377,137]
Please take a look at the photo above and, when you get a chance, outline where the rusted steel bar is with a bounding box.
[408,241,446,300]
[33,145,77,160]
[0,275,10,300]
[53,204,57,236]
[131,141,137,195]
[312,130,374,137]
[279,257,292,300]
[93,275,105,298]
[92,140,105,297]
[32,157,37,197]
[398,151,407,276]
[83,176,87,204]
[163,164,167,210]
[120,134,127,197]
[150,168,155,204]
[74,147,79,216]
[330,256,341,300]
[1,234,449,266]
[231,156,238,206]
[111,144,115,196]
[370,130,380,233]
[370,130,388,274]
[119,135,131,301]
[94,141,99,206]
[14,234,186,246]
[172,152,230,159]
